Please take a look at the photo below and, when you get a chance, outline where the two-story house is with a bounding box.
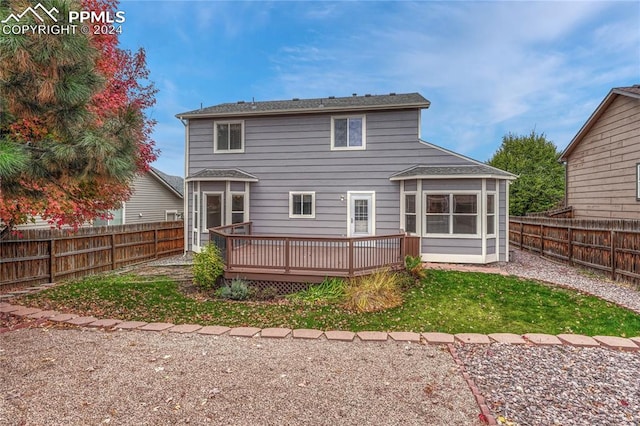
[176,93,515,264]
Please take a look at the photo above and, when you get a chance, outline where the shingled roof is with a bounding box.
[150,167,184,197]
[176,92,430,119]
[186,168,259,182]
[560,84,640,161]
[390,164,516,180]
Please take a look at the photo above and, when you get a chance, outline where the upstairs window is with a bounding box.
[331,116,366,150]
[214,121,244,153]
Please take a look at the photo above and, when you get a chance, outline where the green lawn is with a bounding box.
[15,270,640,336]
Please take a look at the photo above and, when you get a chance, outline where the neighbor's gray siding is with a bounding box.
[126,172,183,224]
[188,110,470,238]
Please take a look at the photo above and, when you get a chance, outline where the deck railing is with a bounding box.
[210,222,419,278]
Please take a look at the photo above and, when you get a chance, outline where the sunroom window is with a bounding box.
[425,193,478,235]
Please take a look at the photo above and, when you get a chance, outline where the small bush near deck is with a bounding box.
[404,255,427,282]
[193,244,224,290]
[343,269,403,313]
[287,277,346,304]
[219,278,250,300]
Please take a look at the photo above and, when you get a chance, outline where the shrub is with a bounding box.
[343,269,403,313]
[287,277,346,304]
[219,278,250,300]
[404,255,427,281]
[193,244,224,290]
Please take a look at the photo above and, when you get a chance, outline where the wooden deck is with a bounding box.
[210,222,420,283]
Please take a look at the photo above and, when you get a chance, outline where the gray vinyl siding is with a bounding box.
[188,110,470,239]
[423,238,482,255]
[566,95,640,219]
[486,238,496,255]
[125,172,183,224]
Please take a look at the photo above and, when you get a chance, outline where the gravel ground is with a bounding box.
[2,248,640,425]
[454,249,640,426]
[456,343,640,426]
[0,327,481,426]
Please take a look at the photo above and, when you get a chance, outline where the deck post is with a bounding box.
[348,239,354,277]
[284,237,290,273]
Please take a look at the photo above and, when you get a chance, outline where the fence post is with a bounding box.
[154,228,159,259]
[567,226,573,265]
[611,230,616,280]
[111,234,117,270]
[519,221,524,249]
[540,224,545,256]
[49,239,56,283]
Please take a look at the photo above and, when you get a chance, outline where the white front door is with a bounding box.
[348,192,375,237]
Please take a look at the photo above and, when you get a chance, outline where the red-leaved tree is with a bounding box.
[0,0,158,230]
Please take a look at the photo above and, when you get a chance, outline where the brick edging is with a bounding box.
[448,343,496,425]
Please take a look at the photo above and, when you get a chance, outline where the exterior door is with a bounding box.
[349,192,374,237]
[205,193,223,229]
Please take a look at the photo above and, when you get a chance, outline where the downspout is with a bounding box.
[180,117,189,254]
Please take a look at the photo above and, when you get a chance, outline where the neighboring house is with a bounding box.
[94,167,184,226]
[16,167,184,229]
[560,85,640,219]
[176,92,515,264]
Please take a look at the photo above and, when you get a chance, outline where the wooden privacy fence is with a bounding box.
[0,221,184,290]
[210,222,420,282]
[509,216,640,284]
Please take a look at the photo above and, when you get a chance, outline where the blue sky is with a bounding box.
[117,1,640,177]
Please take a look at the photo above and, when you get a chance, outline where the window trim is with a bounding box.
[637,163,640,201]
[213,120,245,153]
[402,191,417,234]
[230,192,247,224]
[330,115,366,151]
[289,191,316,219]
[486,192,497,238]
[423,191,481,238]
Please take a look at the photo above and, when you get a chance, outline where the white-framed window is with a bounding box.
[165,210,179,221]
[404,192,417,234]
[214,121,244,153]
[486,193,496,236]
[192,192,199,248]
[289,191,316,218]
[637,163,640,200]
[331,115,366,150]
[231,193,246,224]
[424,192,479,236]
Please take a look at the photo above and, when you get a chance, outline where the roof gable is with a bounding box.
[560,85,640,161]
[176,92,430,119]
[149,167,184,198]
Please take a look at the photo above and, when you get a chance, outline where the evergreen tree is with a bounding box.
[488,131,565,216]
